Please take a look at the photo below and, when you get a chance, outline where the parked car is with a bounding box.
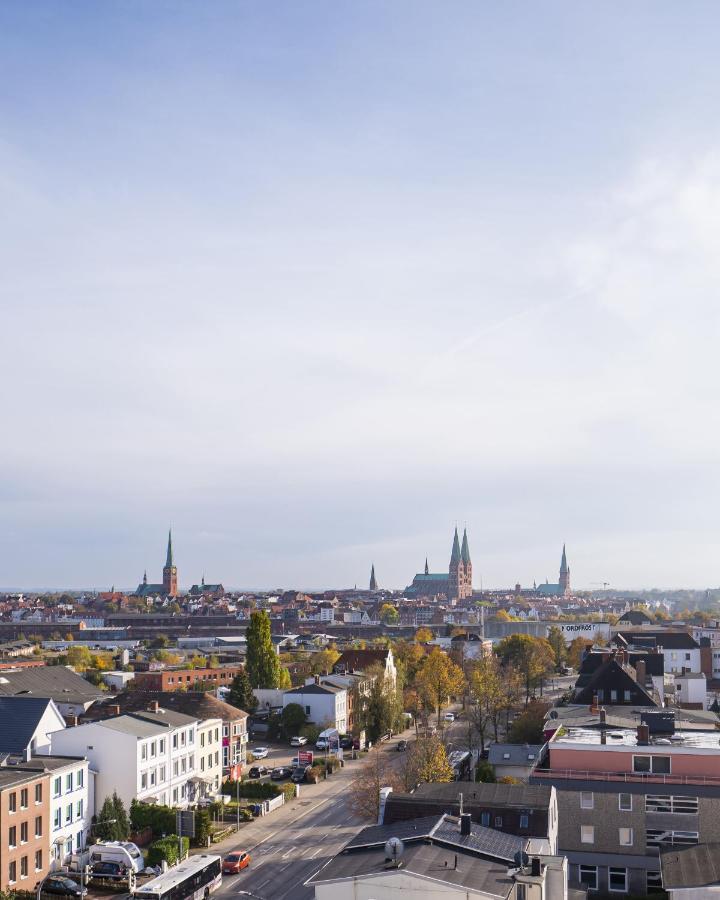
[271,766,293,780]
[222,851,251,874]
[291,764,311,783]
[251,747,269,759]
[396,739,408,751]
[89,861,127,881]
[315,738,329,750]
[248,765,269,779]
[290,736,308,746]
[40,877,87,897]
[443,712,455,722]
[340,736,354,750]
[480,747,490,760]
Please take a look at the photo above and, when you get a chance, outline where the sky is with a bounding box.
[2,2,720,591]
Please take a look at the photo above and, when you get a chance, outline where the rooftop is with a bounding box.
[553,726,720,751]
[661,842,720,889]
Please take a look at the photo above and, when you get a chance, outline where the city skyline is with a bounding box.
[3,3,720,589]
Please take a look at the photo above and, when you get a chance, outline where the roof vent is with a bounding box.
[384,837,404,866]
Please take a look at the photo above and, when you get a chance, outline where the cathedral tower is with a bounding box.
[448,527,462,604]
[369,564,378,592]
[162,529,178,597]
[559,544,570,595]
[460,527,472,598]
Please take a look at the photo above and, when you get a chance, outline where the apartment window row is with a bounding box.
[633,755,671,775]
[141,738,167,761]
[170,729,195,751]
[140,766,168,791]
[53,801,83,830]
[645,794,698,814]
[8,852,42,884]
[166,670,237,684]
[199,752,220,773]
[578,865,627,893]
[199,728,221,748]
[52,770,84,797]
[579,825,632,846]
[479,813,504,828]
[647,829,699,848]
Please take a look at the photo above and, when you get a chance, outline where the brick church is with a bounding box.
[405,527,473,604]
[134,530,178,598]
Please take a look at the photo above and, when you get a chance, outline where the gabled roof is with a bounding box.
[0,696,57,753]
[488,744,543,766]
[0,666,103,706]
[334,649,391,672]
[285,683,343,695]
[615,630,700,650]
[88,691,248,723]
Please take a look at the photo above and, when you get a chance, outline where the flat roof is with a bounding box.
[554,727,720,751]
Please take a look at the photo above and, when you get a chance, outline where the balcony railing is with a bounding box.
[532,768,720,787]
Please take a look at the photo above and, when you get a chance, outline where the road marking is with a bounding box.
[306,847,322,859]
[281,846,295,859]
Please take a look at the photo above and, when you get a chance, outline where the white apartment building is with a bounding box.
[47,758,91,867]
[284,678,347,734]
[49,708,199,812]
[195,718,222,798]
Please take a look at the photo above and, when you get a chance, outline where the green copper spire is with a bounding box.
[450,527,461,565]
[461,528,471,564]
[166,529,174,568]
[560,543,568,575]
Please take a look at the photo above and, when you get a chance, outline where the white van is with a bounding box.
[74,841,144,874]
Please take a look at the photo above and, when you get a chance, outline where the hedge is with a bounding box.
[221,780,281,800]
[147,835,190,868]
[130,800,176,838]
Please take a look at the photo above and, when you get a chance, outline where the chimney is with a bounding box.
[636,659,646,685]
[600,730,607,745]
[109,704,121,717]
[67,715,78,728]
[531,857,542,877]
[148,701,159,713]
[460,813,472,836]
[599,708,606,724]
[637,724,650,746]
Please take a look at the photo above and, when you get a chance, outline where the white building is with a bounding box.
[673,671,707,708]
[49,708,199,812]
[195,717,222,798]
[46,758,92,868]
[284,677,347,734]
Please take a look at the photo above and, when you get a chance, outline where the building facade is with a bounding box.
[0,769,50,892]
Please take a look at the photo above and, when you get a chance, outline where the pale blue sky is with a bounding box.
[2,2,720,590]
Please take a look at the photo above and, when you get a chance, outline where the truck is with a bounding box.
[315,727,339,752]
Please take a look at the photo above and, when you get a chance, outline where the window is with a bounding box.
[305,706,311,715]
[609,868,627,892]
[20,822,28,844]
[141,744,148,761]
[201,733,205,748]
[189,754,194,769]
[619,793,632,811]
[35,783,42,804]
[20,788,28,809]
[172,788,178,803]
[35,817,42,839]
[65,804,72,824]
[8,792,16,813]
[517,885,527,900]
[214,751,219,766]
[646,795,698,814]
[580,792,594,809]
[173,734,178,749]
[9,860,16,884]
[35,850,42,872]
[65,773,73,792]
[181,757,187,774]
[20,856,28,879]
[150,741,157,758]
[633,755,671,774]
[76,799,83,820]
[150,770,156,787]
[647,829,699,848]
[141,774,147,790]
[200,757,205,772]
[481,812,490,826]
[53,809,61,831]
[520,814,529,828]
[9,826,16,848]
[624,690,632,702]
[180,731,186,747]
[188,729,194,743]
[159,739,165,753]
[215,728,219,742]
[76,832,82,852]
[495,816,502,827]
[578,865,597,891]
[159,766,166,782]
[619,827,633,846]
[77,769,84,788]
[610,689,618,703]
[173,761,179,777]
[53,777,61,798]
[581,825,594,844]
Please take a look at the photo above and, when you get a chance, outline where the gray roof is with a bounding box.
[127,709,197,728]
[285,683,343,695]
[407,781,552,809]
[98,715,180,738]
[488,744,543,767]
[310,814,521,897]
[661,842,720,888]
[0,666,103,706]
[0,696,55,753]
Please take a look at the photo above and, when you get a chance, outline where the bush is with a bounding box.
[281,783,296,802]
[220,779,281,800]
[302,724,320,743]
[307,766,324,784]
[475,761,496,783]
[130,800,176,838]
[498,775,521,784]
[325,757,341,772]
[147,835,189,867]
[238,807,253,822]
[193,809,211,847]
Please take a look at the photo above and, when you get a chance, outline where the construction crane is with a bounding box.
[591,581,611,589]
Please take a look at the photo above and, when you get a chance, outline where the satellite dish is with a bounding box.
[514,849,530,869]
[549,710,558,720]
[384,837,405,861]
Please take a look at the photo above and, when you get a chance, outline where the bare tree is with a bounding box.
[348,747,401,822]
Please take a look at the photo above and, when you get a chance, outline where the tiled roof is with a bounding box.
[0,696,55,753]
[89,691,248,722]
[0,666,103,705]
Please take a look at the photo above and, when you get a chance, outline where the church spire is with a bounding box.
[143,570,147,585]
[369,564,378,592]
[424,557,429,575]
[461,528,471,564]
[559,543,570,594]
[450,527,461,565]
[165,529,174,568]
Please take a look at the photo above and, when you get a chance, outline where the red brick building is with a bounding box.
[133,665,244,692]
[0,770,50,892]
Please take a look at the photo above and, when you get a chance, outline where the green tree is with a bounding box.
[379,603,399,625]
[66,645,92,672]
[467,654,505,751]
[310,648,340,675]
[94,792,130,841]
[415,648,465,721]
[246,611,282,688]
[280,703,307,738]
[277,667,292,689]
[546,626,567,670]
[495,634,555,702]
[401,735,454,788]
[227,668,257,712]
[567,636,593,669]
[507,700,550,744]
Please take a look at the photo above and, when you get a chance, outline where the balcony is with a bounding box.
[532,767,720,787]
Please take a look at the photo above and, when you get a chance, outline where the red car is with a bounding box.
[222,852,251,874]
